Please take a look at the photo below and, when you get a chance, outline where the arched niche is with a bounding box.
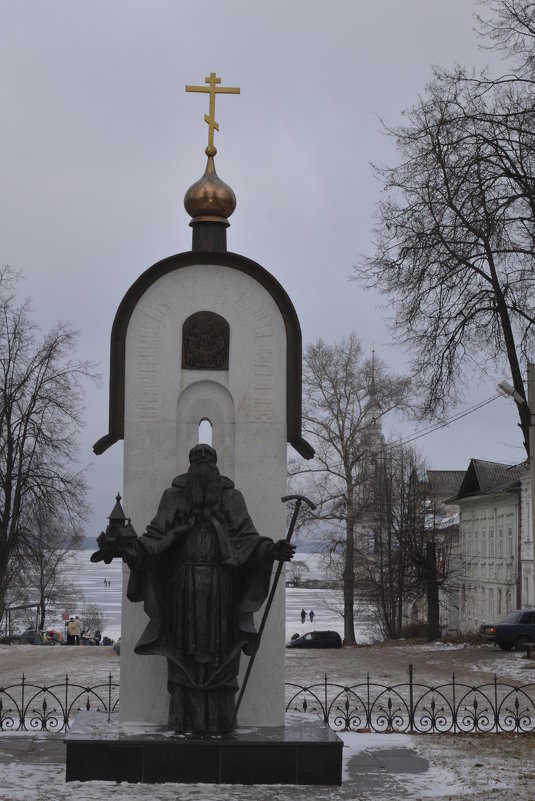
[176,380,236,479]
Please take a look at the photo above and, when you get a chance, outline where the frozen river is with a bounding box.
[61,550,380,644]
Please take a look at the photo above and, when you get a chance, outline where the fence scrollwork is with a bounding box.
[1,666,534,734]
[285,666,535,734]
[0,673,119,733]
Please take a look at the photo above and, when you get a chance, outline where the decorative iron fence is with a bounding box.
[285,665,535,734]
[0,673,119,733]
[1,666,535,734]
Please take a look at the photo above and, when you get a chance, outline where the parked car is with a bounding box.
[479,622,497,642]
[11,628,42,645]
[285,630,342,649]
[489,609,535,651]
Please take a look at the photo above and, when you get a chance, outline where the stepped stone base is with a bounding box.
[65,712,343,785]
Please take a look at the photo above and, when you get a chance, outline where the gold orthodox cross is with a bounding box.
[185,72,240,156]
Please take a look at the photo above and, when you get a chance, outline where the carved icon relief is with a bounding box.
[182,311,229,370]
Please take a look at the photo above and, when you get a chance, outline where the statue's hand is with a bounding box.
[90,531,114,563]
[270,540,296,562]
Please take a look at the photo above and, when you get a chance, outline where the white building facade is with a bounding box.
[454,460,535,633]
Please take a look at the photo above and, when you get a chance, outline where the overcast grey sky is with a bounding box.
[0,1,524,533]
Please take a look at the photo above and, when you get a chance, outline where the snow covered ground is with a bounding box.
[60,551,124,641]
[0,726,533,801]
[56,550,382,645]
[2,552,535,800]
[1,638,534,800]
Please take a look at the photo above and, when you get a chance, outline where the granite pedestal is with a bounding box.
[65,712,343,785]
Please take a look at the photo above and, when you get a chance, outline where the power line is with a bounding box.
[382,394,502,452]
[302,393,509,472]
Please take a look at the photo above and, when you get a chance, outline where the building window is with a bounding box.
[198,418,212,445]
[507,526,513,559]
[489,528,494,559]
[481,529,487,558]
[498,528,503,558]
[474,530,479,557]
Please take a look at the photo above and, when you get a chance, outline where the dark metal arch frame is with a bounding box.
[93,250,313,459]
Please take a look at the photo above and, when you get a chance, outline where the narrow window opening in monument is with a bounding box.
[198,418,212,445]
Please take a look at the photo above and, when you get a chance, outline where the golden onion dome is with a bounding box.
[184,156,236,223]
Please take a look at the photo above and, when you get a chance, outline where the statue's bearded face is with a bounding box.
[189,444,217,466]
[186,445,222,520]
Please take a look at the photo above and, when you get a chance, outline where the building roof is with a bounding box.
[451,459,522,501]
[427,470,465,499]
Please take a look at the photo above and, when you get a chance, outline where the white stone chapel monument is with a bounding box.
[93,73,313,730]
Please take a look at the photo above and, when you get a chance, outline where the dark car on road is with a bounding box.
[11,628,42,645]
[286,630,342,649]
[479,622,497,642]
[481,609,535,651]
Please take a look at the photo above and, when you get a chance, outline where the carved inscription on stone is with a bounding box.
[233,289,274,423]
[135,288,175,421]
[252,310,273,423]
[182,311,230,370]
[136,329,160,420]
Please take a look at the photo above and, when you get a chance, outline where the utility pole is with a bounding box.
[528,362,535,606]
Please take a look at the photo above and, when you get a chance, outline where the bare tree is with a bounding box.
[476,0,535,78]
[359,445,455,640]
[12,504,82,630]
[290,334,410,646]
[0,268,96,622]
[80,603,104,637]
[354,0,535,454]
[286,560,310,588]
[358,445,420,639]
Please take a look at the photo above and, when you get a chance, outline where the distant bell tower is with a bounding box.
[362,347,385,458]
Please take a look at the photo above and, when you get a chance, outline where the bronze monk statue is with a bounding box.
[92,444,294,735]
